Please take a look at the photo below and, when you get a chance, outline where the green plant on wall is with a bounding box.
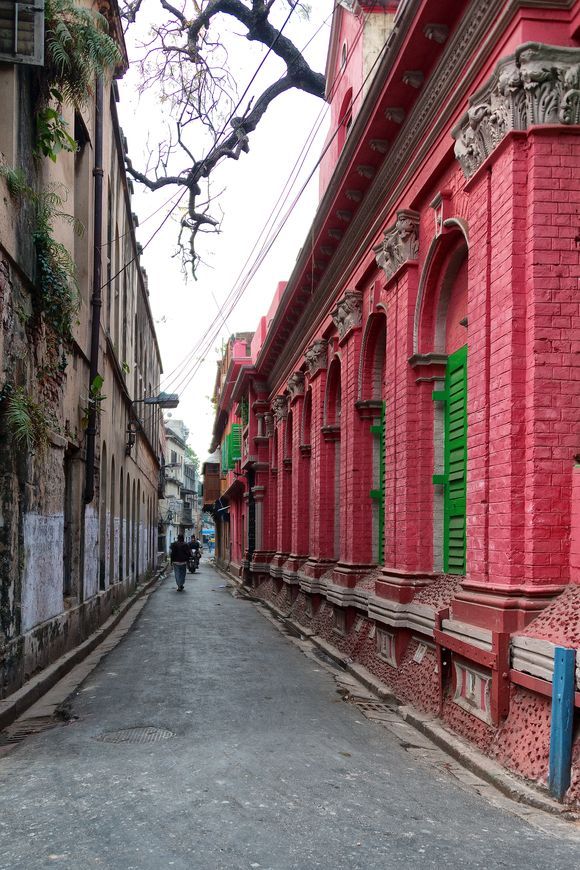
[0,165,82,345]
[81,374,106,429]
[34,0,121,161]
[1,386,51,452]
[34,89,77,162]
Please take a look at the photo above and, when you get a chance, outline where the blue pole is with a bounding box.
[548,646,576,801]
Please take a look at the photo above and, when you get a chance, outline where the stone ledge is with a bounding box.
[368,596,435,636]
[511,635,555,683]
[441,617,493,651]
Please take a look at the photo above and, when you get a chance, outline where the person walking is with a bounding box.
[170,534,191,591]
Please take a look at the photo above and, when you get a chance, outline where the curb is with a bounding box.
[0,566,167,731]
[221,568,579,821]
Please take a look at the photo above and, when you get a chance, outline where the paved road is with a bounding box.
[0,562,579,870]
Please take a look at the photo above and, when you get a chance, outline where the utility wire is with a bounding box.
[156,4,362,394]
[153,6,337,391]
[170,7,392,404]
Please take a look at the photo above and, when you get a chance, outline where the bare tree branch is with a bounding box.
[122,0,325,277]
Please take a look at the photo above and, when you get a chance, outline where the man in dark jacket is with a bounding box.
[170,534,190,591]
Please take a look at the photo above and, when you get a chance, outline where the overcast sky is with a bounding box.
[118,1,335,461]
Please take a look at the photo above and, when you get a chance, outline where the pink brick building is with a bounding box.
[208,0,580,803]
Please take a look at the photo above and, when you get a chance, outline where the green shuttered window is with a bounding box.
[228,423,242,466]
[434,345,467,575]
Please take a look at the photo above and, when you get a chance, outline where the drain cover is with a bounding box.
[0,716,60,746]
[348,697,388,712]
[95,726,175,745]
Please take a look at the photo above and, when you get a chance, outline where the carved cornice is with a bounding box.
[331,291,363,340]
[453,42,580,179]
[271,396,288,422]
[373,209,420,281]
[304,339,328,377]
[287,371,305,400]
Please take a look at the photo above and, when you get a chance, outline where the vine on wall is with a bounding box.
[35,0,121,161]
[0,165,82,346]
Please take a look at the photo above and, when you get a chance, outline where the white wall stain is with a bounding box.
[104,510,111,588]
[21,513,64,633]
[84,506,99,599]
[113,518,121,583]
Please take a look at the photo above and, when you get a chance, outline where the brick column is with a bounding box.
[289,382,309,560]
[452,126,580,630]
[332,317,375,588]
[378,261,435,602]
[271,396,291,575]
[301,341,335,579]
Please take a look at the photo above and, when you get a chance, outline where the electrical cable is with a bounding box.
[138,1,380,435]
[155,3,363,394]
[101,0,322,313]
[170,7,392,404]
[100,184,185,248]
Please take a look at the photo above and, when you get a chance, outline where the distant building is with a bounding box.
[159,419,201,551]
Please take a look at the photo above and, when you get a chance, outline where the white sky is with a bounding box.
[118,0,335,461]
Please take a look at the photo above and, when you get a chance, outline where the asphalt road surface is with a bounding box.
[0,561,579,869]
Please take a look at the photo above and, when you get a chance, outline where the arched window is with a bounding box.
[325,358,342,560]
[359,313,387,564]
[136,481,141,579]
[119,470,124,582]
[99,442,108,590]
[416,231,468,574]
[126,473,131,581]
[109,455,116,584]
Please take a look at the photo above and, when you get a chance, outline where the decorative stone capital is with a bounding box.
[271,396,288,422]
[287,372,305,400]
[263,412,274,437]
[373,209,420,281]
[304,339,328,377]
[453,42,580,179]
[331,291,363,340]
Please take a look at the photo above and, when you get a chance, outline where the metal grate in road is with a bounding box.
[95,726,175,745]
[0,716,60,746]
[348,697,389,713]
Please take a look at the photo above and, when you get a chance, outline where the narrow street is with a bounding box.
[0,562,578,870]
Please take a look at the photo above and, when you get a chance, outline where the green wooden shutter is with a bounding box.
[221,436,229,472]
[229,424,242,465]
[370,402,386,565]
[443,345,467,574]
